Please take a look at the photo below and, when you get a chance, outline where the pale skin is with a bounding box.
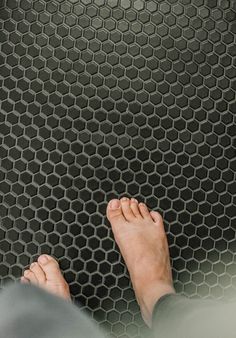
[22,197,175,325]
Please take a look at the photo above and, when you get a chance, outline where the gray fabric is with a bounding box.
[0,283,105,338]
[153,293,236,338]
[1,284,236,338]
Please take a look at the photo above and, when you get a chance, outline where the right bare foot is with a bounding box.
[107,197,175,326]
[21,255,71,301]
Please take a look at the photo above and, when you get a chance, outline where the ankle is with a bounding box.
[136,281,175,327]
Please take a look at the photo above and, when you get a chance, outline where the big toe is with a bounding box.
[38,255,64,283]
[107,199,125,226]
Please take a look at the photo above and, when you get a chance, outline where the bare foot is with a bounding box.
[107,197,175,326]
[21,254,71,301]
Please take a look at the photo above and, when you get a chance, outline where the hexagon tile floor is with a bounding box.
[0,0,236,337]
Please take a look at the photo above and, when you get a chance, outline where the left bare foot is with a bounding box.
[21,254,71,301]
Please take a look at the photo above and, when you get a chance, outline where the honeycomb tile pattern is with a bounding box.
[0,0,236,336]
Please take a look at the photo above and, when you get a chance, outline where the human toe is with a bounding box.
[139,202,152,220]
[130,198,142,218]
[38,255,64,283]
[107,199,126,225]
[120,197,135,221]
[21,276,29,284]
[150,210,163,224]
[24,269,38,284]
[150,211,165,232]
[30,262,46,284]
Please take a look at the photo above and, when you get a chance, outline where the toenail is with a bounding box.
[24,270,30,276]
[131,198,138,203]
[30,263,36,268]
[121,197,128,201]
[38,255,48,264]
[109,199,120,210]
